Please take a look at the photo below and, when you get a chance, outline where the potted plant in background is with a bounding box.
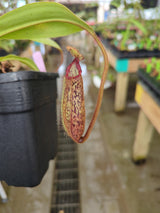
[95,0,160,59]
[138,57,160,97]
[97,17,160,58]
[141,0,158,8]
[0,40,15,56]
[92,64,115,89]
[0,2,109,186]
[110,0,121,10]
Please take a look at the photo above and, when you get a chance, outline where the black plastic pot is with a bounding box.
[0,71,58,187]
[141,0,158,8]
[110,4,117,10]
[0,49,8,57]
[138,69,160,99]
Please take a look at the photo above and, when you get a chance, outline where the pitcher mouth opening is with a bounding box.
[66,58,82,80]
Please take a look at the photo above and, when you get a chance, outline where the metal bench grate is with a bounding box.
[55,160,78,170]
[51,204,81,213]
[50,129,81,213]
[54,179,79,191]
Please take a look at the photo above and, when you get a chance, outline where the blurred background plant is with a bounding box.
[0,0,32,57]
[63,2,98,23]
[0,40,15,54]
[94,0,160,52]
[140,57,160,81]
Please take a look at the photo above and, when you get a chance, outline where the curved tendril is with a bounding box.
[77,32,109,144]
[55,48,64,73]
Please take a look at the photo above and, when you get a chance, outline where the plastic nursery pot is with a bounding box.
[0,71,58,187]
[141,0,158,8]
[0,49,8,57]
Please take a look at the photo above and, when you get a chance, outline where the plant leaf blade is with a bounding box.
[0,2,93,40]
[0,54,39,71]
[34,38,61,50]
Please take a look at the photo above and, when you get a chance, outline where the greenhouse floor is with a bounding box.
[78,78,160,213]
[0,33,160,213]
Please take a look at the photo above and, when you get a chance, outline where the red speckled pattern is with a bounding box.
[61,58,85,143]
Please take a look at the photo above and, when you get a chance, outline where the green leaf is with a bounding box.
[0,40,15,52]
[120,24,131,50]
[146,64,152,73]
[110,2,120,8]
[129,19,147,35]
[0,2,93,40]
[34,38,61,50]
[34,38,63,72]
[0,54,39,71]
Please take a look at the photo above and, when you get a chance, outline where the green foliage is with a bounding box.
[94,0,160,52]
[120,23,132,50]
[95,17,160,52]
[0,54,39,71]
[0,2,90,40]
[15,40,30,52]
[0,2,97,71]
[110,0,121,8]
[141,58,160,81]
[129,19,147,34]
[146,63,152,73]
[0,40,14,52]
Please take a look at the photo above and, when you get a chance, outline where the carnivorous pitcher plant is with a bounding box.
[0,2,109,143]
